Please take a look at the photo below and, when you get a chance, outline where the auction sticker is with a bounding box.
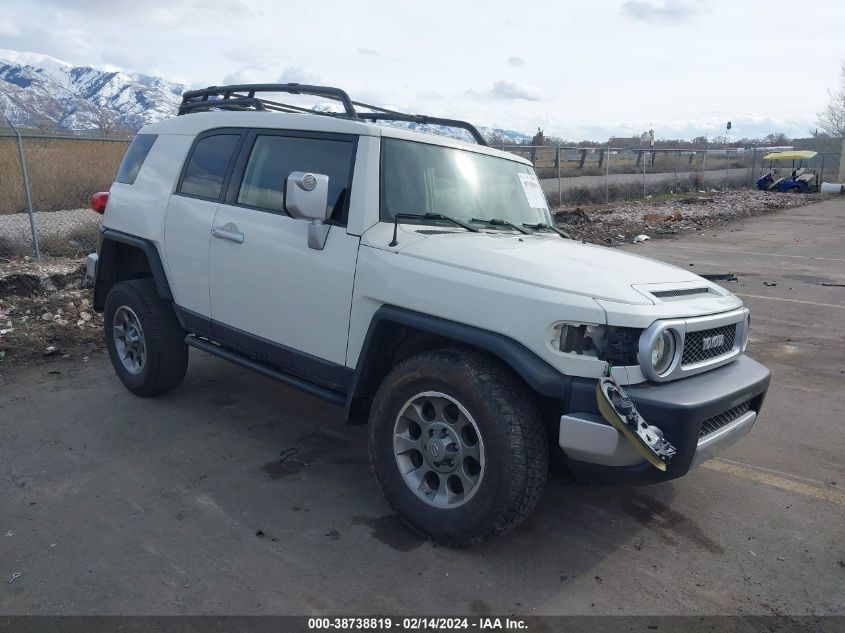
[518,173,547,208]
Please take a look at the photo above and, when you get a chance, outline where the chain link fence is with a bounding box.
[500,144,842,205]
[0,131,129,260]
[1,130,841,260]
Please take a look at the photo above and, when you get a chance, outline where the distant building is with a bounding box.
[608,129,654,147]
[532,127,545,146]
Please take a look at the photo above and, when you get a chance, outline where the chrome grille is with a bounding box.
[653,287,710,298]
[699,401,751,438]
[682,324,737,365]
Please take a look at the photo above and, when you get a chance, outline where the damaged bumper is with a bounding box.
[558,355,771,482]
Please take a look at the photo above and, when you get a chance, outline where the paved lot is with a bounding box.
[1,199,843,616]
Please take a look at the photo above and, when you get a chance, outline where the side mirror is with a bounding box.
[285,172,331,250]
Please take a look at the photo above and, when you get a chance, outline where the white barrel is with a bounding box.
[820,182,844,194]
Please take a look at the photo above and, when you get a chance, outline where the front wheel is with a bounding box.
[368,349,548,546]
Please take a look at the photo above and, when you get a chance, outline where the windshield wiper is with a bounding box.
[522,222,572,239]
[389,212,478,247]
[470,218,531,235]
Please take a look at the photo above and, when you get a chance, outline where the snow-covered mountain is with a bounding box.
[0,49,185,132]
[377,120,531,145]
[0,49,532,143]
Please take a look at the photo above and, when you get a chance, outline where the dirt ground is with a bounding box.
[0,258,103,364]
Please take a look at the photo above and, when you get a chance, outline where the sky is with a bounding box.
[0,0,843,141]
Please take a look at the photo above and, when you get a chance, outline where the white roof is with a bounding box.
[141,110,532,165]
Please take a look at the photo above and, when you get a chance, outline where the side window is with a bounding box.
[178,134,240,200]
[237,135,355,223]
[115,134,157,185]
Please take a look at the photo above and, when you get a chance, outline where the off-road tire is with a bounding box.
[368,348,548,546]
[104,278,188,397]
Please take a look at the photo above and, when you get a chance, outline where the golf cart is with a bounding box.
[756,150,819,193]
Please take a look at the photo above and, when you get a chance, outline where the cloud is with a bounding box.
[223,46,276,65]
[416,90,444,101]
[0,17,20,37]
[223,66,270,85]
[356,48,380,56]
[101,48,150,72]
[490,80,542,101]
[507,56,525,67]
[621,0,702,24]
[32,0,251,27]
[0,25,93,61]
[277,66,322,84]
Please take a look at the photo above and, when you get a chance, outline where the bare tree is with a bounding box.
[763,133,790,146]
[817,63,845,138]
[95,109,118,137]
[33,116,55,134]
[485,131,507,147]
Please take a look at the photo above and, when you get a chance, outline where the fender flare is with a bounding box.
[94,229,173,310]
[344,305,569,421]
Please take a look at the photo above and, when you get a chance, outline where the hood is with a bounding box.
[397,232,703,305]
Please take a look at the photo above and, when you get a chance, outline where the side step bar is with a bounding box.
[185,335,346,407]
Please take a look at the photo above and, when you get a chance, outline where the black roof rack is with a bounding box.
[178,83,487,146]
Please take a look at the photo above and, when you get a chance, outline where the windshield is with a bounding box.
[380,138,552,227]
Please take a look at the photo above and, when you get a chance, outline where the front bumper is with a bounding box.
[558,355,770,482]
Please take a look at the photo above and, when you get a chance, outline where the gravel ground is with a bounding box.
[0,208,100,258]
[552,189,826,244]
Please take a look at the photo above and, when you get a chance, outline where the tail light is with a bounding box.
[91,192,109,215]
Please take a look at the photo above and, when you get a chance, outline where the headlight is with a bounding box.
[651,329,676,375]
[550,322,641,365]
[551,323,607,357]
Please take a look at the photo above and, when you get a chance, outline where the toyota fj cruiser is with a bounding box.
[88,83,770,545]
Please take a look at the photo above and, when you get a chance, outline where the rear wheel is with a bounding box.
[368,349,548,546]
[104,279,188,396]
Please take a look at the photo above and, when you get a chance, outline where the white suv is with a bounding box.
[88,84,770,545]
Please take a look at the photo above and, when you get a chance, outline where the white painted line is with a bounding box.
[655,244,845,262]
[733,293,845,310]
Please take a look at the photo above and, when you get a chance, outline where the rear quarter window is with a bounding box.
[115,134,157,185]
[178,134,241,200]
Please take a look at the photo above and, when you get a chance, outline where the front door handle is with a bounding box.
[212,223,244,244]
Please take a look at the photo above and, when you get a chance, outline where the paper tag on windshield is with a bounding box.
[518,173,547,209]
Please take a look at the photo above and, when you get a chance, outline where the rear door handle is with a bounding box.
[212,223,244,244]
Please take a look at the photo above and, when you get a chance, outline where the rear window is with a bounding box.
[115,134,157,185]
[178,134,240,200]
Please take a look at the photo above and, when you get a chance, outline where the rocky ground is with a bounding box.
[552,188,825,244]
[0,257,103,365]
